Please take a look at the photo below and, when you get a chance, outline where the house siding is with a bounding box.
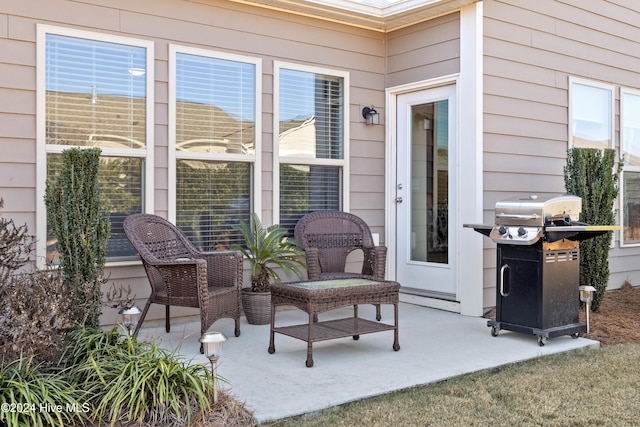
[482,0,640,306]
[4,0,640,322]
[386,13,461,88]
[0,0,386,324]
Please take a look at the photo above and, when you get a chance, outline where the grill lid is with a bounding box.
[464,194,619,246]
[494,194,581,227]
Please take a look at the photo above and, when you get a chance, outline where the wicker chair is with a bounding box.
[123,214,242,344]
[294,211,387,320]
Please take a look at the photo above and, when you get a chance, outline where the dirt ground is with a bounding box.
[484,282,640,346]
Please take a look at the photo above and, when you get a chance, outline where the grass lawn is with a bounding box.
[264,343,640,426]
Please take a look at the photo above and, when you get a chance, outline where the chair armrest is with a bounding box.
[199,250,244,289]
[304,247,322,280]
[150,258,208,301]
[362,245,387,280]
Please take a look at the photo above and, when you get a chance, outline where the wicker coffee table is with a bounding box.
[268,278,400,367]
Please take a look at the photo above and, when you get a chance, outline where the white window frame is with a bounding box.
[568,76,615,150]
[168,45,262,225]
[620,87,640,247]
[36,25,155,268]
[273,61,350,224]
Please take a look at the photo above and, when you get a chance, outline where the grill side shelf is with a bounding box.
[545,225,620,243]
[463,223,492,237]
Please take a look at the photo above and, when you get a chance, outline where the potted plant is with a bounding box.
[233,213,306,324]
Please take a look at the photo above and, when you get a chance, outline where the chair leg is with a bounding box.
[133,300,152,337]
[235,317,241,337]
[375,304,381,321]
[165,305,170,333]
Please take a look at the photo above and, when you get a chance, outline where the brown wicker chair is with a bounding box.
[123,214,242,344]
[294,211,387,320]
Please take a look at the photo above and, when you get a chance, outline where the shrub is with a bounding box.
[0,198,31,283]
[45,147,110,328]
[0,199,77,363]
[68,327,217,426]
[0,356,87,427]
[564,148,621,311]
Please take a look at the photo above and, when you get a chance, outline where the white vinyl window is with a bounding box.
[274,62,349,234]
[620,88,640,246]
[169,46,261,250]
[569,77,614,149]
[36,25,154,266]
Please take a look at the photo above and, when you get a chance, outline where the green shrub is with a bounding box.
[69,327,217,426]
[45,147,110,328]
[564,148,621,311]
[0,356,87,427]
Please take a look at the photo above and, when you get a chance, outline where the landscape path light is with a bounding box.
[119,306,142,335]
[579,285,596,334]
[199,331,228,404]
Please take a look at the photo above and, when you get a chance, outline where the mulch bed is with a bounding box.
[578,282,640,346]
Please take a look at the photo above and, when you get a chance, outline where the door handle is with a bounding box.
[499,264,510,297]
[395,197,403,204]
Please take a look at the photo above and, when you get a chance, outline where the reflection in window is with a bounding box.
[175,53,256,155]
[621,90,640,246]
[277,65,346,232]
[176,160,250,251]
[410,101,448,265]
[42,29,150,261]
[623,172,640,244]
[172,48,258,248]
[279,165,341,234]
[570,80,613,149]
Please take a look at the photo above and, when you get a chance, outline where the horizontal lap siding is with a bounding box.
[483,0,640,301]
[0,0,386,324]
[386,13,461,88]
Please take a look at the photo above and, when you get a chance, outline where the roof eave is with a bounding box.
[225,0,478,32]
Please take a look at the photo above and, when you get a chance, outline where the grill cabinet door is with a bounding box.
[496,245,541,328]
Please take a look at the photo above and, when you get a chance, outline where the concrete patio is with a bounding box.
[138,301,600,424]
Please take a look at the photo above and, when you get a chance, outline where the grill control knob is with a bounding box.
[498,225,508,236]
[517,227,527,237]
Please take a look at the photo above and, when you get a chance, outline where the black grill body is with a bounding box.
[491,239,585,345]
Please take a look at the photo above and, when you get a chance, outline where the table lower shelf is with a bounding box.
[274,317,396,343]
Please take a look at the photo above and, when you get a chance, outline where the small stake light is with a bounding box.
[199,331,228,404]
[579,285,596,334]
[119,306,142,335]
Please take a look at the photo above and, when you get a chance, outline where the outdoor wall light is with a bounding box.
[199,331,228,404]
[579,285,596,334]
[362,105,380,125]
[119,306,142,335]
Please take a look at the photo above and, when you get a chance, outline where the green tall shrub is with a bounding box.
[45,148,110,328]
[564,148,621,312]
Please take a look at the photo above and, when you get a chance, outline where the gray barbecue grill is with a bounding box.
[465,194,618,346]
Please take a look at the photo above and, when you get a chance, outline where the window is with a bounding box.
[37,26,154,265]
[169,46,261,250]
[621,89,640,246]
[274,62,349,234]
[569,78,614,149]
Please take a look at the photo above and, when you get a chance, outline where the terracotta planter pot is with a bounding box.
[241,289,271,325]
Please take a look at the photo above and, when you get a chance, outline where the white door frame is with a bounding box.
[384,2,484,316]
